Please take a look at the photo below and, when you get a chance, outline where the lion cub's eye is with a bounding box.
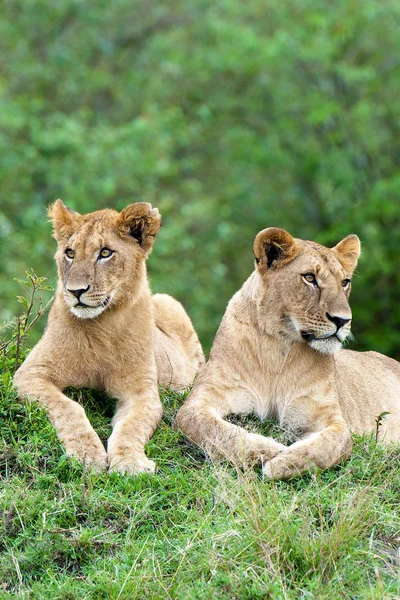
[65,248,74,260]
[342,278,351,289]
[98,247,114,259]
[302,273,318,286]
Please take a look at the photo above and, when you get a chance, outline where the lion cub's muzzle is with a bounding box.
[64,284,113,319]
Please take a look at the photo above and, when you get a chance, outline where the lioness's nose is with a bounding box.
[67,285,90,300]
[326,313,351,329]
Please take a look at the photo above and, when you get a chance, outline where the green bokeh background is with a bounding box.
[1,0,400,356]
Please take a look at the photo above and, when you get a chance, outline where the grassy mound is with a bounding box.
[1,381,399,599]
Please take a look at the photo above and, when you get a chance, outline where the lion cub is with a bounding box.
[176,227,400,479]
[14,200,204,474]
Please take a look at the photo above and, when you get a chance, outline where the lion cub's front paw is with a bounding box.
[108,452,156,475]
[64,436,108,471]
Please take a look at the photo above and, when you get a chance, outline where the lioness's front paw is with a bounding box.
[108,452,156,475]
[245,433,287,465]
[262,454,303,480]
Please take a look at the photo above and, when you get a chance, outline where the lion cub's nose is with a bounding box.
[326,313,351,330]
[67,285,90,300]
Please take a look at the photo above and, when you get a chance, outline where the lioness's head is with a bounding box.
[48,200,161,319]
[253,228,361,354]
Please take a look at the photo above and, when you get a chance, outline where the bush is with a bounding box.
[1,0,400,355]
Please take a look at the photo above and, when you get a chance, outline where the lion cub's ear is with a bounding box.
[253,227,298,270]
[331,234,361,274]
[48,199,82,242]
[117,202,162,255]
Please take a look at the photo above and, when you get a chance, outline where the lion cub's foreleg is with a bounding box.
[263,395,352,480]
[175,386,287,467]
[13,372,107,470]
[106,380,163,475]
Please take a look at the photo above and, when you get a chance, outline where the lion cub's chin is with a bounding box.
[68,294,113,319]
[308,337,343,354]
[70,304,108,319]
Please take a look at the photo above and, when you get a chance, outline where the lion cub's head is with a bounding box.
[48,200,161,319]
[253,228,361,354]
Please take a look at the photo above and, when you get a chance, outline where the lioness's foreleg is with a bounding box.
[175,389,287,467]
[13,372,107,470]
[263,398,352,480]
[106,382,163,475]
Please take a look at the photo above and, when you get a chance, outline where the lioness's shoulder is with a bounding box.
[337,349,400,376]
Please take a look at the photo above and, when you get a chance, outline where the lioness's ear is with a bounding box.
[117,202,161,255]
[47,199,82,242]
[331,234,361,274]
[253,227,298,270]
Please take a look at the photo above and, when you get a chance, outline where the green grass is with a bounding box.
[1,344,400,598]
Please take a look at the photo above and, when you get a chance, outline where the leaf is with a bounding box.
[14,278,30,289]
[375,411,391,422]
[16,296,29,309]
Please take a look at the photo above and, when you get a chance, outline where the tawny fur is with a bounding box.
[14,200,204,474]
[176,228,400,480]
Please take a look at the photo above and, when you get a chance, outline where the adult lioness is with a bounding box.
[14,200,204,474]
[176,228,400,479]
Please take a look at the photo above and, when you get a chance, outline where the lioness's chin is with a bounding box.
[309,337,342,354]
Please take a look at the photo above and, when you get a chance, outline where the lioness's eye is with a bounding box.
[342,279,351,288]
[302,273,317,286]
[65,248,74,259]
[99,247,113,259]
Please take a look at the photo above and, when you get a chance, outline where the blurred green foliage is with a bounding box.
[1,0,400,355]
